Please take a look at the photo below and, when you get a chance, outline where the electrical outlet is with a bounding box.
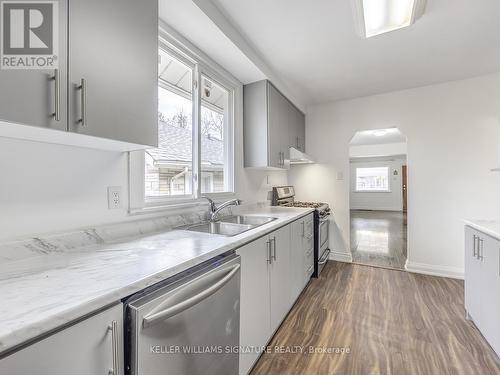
[107,186,122,209]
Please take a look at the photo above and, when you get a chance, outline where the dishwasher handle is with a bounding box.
[142,263,240,328]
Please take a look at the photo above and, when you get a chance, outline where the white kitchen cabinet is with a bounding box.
[0,1,67,131]
[290,213,314,301]
[480,234,500,356]
[269,224,292,333]
[288,102,306,152]
[236,236,272,375]
[68,0,157,146]
[243,80,305,169]
[238,216,313,375]
[0,0,158,149]
[465,226,482,325]
[464,226,500,357]
[0,303,123,374]
[268,83,290,168]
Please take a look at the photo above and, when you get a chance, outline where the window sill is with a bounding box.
[353,190,392,193]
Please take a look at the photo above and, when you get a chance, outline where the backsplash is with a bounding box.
[0,205,240,263]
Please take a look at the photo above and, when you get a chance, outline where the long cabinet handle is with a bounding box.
[473,235,477,257]
[108,320,120,375]
[266,240,272,264]
[51,69,60,121]
[301,222,305,237]
[77,78,87,126]
[271,237,277,261]
[478,239,484,261]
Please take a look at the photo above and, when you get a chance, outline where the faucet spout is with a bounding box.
[202,196,241,222]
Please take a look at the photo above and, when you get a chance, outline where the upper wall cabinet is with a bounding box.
[0,1,68,131]
[68,0,157,146]
[0,0,158,149]
[288,103,305,152]
[244,80,305,169]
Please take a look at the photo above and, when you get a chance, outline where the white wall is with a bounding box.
[289,73,500,277]
[0,131,286,243]
[349,142,407,158]
[350,156,406,211]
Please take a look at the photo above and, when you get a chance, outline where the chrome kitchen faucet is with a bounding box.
[202,196,241,222]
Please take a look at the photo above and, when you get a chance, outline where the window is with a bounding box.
[355,167,390,192]
[145,43,234,201]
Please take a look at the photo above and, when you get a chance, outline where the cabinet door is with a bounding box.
[68,0,158,147]
[0,303,123,374]
[290,218,305,302]
[465,227,481,323]
[297,110,306,152]
[288,104,305,152]
[236,236,271,375]
[267,83,288,168]
[480,235,500,356]
[287,102,299,150]
[0,0,67,131]
[269,225,292,332]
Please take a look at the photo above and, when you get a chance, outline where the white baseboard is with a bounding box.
[329,250,352,263]
[405,260,464,279]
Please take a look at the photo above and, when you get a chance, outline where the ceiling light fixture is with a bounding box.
[373,130,388,137]
[352,0,427,38]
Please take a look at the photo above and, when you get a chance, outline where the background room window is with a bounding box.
[145,44,234,201]
[355,167,390,192]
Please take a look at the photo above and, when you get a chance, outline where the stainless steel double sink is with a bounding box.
[178,215,278,236]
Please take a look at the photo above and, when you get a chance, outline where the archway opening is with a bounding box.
[348,128,408,270]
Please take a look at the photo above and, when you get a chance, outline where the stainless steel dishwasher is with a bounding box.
[125,253,240,375]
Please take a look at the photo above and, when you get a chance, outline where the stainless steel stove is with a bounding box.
[272,186,331,277]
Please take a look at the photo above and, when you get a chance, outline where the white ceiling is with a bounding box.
[350,128,407,146]
[159,0,265,84]
[210,0,500,104]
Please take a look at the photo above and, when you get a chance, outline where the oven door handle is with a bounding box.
[142,263,240,328]
[318,248,331,265]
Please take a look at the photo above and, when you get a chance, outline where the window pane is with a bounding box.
[200,76,230,194]
[356,167,389,191]
[145,50,193,198]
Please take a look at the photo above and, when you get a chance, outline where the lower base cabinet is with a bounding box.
[236,236,272,375]
[269,225,292,333]
[0,303,123,375]
[465,226,500,357]
[237,214,313,375]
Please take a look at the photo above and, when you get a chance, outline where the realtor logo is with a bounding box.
[0,1,58,69]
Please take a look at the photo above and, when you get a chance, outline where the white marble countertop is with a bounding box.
[0,206,313,356]
[464,219,500,240]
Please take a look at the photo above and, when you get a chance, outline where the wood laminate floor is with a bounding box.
[250,262,500,375]
[350,210,407,270]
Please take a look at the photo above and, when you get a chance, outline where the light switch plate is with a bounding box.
[107,186,122,209]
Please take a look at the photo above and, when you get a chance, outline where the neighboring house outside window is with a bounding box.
[144,42,234,201]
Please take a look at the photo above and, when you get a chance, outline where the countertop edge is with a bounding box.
[463,220,500,240]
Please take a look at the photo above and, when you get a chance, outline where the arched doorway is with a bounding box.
[348,128,408,270]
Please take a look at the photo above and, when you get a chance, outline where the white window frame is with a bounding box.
[354,166,391,193]
[128,26,237,213]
